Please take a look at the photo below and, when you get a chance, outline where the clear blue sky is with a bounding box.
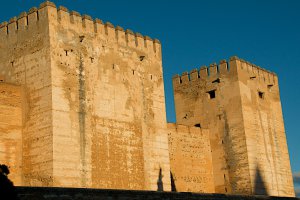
[0,0,299,191]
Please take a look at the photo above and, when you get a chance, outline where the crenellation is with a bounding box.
[18,11,27,19]
[28,7,38,15]
[172,57,279,88]
[9,17,17,24]
[153,39,161,54]
[94,18,103,24]
[58,6,69,12]
[125,29,136,47]
[0,1,160,54]
[39,1,56,9]
[252,65,259,76]
[17,12,28,30]
[82,15,94,31]
[8,17,17,35]
[27,8,38,26]
[135,32,145,49]
[180,71,189,83]
[219,59,228,74]
[230,55,239,61]
[172,74,181,86]
[105,22,116,40]
[105,21,114,28]
[115,26,126,45]
[0,22,8,35]
[273,75,278,85]
[200,66,208,78]
[82,14,92,21]
[257,67,265,82]
[153,38,160,44]
[261,70,269,83]
[267,72,275,85]
[115,26,124,31]
[70,11,81,17]
[0,21,8,28]
[227,56,279,84]
[220,59,226,64]
[70,11,82,27]
[244,61,252,74]
[209,63,218,77]
[144,36,153,51]
[94,18,104,34]
[58,6,70,24]
[190,68,199,81]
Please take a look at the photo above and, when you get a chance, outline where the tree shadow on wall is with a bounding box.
[170,171,177,192]
[157,168,163,191]
[254,167,268,196]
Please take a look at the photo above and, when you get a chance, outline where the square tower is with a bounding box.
[0,1,171,190]
[172,56,295,196]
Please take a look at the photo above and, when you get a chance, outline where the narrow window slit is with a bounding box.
[194,123,201,128]
[217,114,222,120]
[258,91,264,99]
[79,35,85,42]
[207,90,216,99]
[139,55,145,61]
[212,78,220,83]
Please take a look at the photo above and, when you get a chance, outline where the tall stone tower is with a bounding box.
[172,56,295,196]
[0,1,295,197]
[0,1,171,190]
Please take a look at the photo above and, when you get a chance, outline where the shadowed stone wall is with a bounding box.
[16,187,299,200]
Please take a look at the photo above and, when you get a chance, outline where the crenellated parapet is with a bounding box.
[54,3,161,53]
[0,2,54,37]
[0,1,161,54]
[173,56,278,86]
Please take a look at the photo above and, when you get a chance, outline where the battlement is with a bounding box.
[173,56,278,86]
[0,1,161,54]
[55,5,161,53]
[0,2,57,37]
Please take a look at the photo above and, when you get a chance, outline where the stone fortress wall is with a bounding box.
[0,1,295,197]
[172,57,294,196]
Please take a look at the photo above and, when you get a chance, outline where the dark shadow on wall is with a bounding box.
[254,167,268,195]
[157,168,163,191]
[170,171,177,192]
[0,164,19,199]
